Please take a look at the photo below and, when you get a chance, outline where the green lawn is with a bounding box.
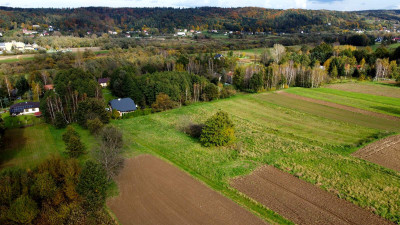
[1,113,44,129]
[370,42,400,51]
[102,88,117,106]
[285,87,400,118]
[1,123,96,169]
[112,92,400,223]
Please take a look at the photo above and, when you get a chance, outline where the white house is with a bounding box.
[10,102,40,116]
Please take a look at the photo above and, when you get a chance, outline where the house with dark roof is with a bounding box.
[10,102,40,116]
[214,54,224,60]
[98,78,110,87]
[109,98,137,116]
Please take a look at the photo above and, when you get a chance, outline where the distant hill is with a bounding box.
[0,7,398,35]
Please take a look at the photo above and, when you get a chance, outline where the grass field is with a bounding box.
[370,42,400,51]
[326,82,400,98]
[112,92,400,223]
[285,87,400,118]
[1,113,44,128]
[0,124,96,169]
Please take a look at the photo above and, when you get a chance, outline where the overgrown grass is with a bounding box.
[1,123,96,169]
[113,93,400,224]
[1,113,44,128]
[285,87,400,117]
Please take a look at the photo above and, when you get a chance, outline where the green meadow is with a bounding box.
[2,88,400,223]
[285,87,400,118]
[112,92,400,223]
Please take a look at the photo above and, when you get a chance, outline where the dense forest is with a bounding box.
[0,7,385,34]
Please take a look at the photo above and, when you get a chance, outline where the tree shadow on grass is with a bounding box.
[0,128,27,168]
[370,106,400,116]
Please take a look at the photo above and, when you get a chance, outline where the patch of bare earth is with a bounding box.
[107,155,268,225]
[353,135,400,172]
[231,165,393,225]
[278,91,400,121]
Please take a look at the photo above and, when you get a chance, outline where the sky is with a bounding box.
[0,0,400,11]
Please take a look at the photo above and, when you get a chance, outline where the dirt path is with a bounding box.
[107,155,268,225]
[278,91,400,121]
[353,135,400,171]
[231,165,393,225]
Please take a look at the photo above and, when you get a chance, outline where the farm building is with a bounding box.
[10,102,40,116]
[109,98,137,116]
[98,78,110,87]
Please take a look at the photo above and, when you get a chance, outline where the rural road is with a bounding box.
[232,165,393,225]
[107,155,268,225]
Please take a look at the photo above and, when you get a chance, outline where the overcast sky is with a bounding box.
[0,0,399,11]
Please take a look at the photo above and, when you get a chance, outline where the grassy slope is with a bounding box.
[326,82,400,98]
[285,87,400,117]
[0,124,96,169]
[113,93,400,223]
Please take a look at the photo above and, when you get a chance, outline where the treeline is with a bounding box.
[110,69,236,108]
[0,7,371,34]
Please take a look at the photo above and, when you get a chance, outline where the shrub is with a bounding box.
[31,172,57,200]
[87,118,104,135]
[96,125,124,180]
[54,112,67,129]
[152,93,177,112]
[76,98,110,127]
[200,111,235,147]
[183,123,205,138]
[7,195,38,224]
[62,126,79,143]
[220,85,236,98]
[111,109,120,119]
[76,161,108,211]
[62,126,85,158]
[203,83,219,101]
[65,135,86,158]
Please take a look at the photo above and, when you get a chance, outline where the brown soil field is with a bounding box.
[353,135,400,171]
[107,155,268,225]
[231,165,393,225]
[278,91,400,121]
[326,83,400,98]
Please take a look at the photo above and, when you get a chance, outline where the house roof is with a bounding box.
[98,77,110,84]
[10,102,40,113]
[214,54,224,59]
[109,98,136,112]
[44,84,54,90]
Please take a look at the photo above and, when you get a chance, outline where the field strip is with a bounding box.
[107,154,268,225]
[353,135,400,171]
[278,91,400,121]
[231,165,393,225]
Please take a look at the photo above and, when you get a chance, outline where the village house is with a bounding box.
[9,102,40,116]
[98,78,110,87]
[44,84,54,91]
[109,98,137,116]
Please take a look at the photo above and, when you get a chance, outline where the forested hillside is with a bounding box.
[0,7,381,34]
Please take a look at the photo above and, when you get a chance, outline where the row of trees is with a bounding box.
[109,70,235,108]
